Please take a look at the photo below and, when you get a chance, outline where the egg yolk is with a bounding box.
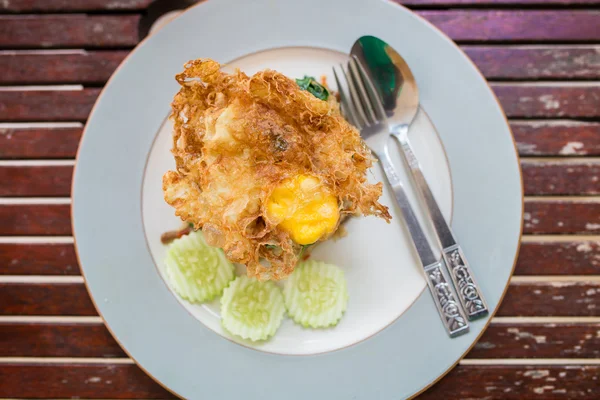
[266,175,340,245]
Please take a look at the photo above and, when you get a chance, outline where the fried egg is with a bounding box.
[266,174,340,245]
[163,59,390,281]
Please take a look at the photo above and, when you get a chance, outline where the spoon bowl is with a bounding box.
[351,35,420,135]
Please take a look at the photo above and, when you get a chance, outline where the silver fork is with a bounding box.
[333,57,469,337]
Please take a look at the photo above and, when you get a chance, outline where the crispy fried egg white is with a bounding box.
[163,59,390,281]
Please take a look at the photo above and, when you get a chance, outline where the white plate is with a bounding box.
[142,47,452,355]
[73,0,522,398]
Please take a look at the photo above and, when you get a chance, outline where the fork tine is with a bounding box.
[332,65,361,129]
[342,63,370,128]
[348,57,377,125]
[352,55,387,121]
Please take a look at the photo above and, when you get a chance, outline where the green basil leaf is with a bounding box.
[295,75,329,101]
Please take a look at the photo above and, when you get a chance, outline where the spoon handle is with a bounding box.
[393,131,489,320]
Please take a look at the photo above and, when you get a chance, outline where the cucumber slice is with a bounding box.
[221,275,285,341]
[164,230,235,303]
[284,260,348,328]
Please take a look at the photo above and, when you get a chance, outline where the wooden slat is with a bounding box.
[1,166,73,197]
[1,121,598,159]
[516,239,600,275]
[0,166,72,197]
[0,89,99,122]
[464,45,600,80]
[0,15,140,48]
[492,84,600,118]
[1,46,598,85]
[2,240,598,276]
[0,12,597,49]
[0,51,128,84]
[0,363,174,399]
[0,0,153,12]
[0,86,596,123]
[0,364,596,399]
[0,127,82,159]
[0,323,126,357]
[0,243,79,275]
[3,281,596,316]
[524,200,600,235]
[468,322,600,359]
[0,283,96,315]
[2,200,595,236]
[418,10,600,42]
[422,365,600,399]
[3,0,600,12]
[498,281,600,316]
[522,160,600,196]
[1,321,597,359]
[3,160,598,197]
[512,121,600,156]
[2,85,596,122]
[0,204,71,236]
[405,0,600,4]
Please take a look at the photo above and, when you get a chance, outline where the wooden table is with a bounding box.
[1,0,599,398]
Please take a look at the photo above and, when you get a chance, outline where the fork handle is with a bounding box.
[379,150,469,337]
[394,132,488,320]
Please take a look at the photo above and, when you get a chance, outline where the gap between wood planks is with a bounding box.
[0,357,597,365]
[2,195,600,205]
[0,160,75,166]
[0,49,89,55]
[3,45,600,51]
[6,120,598,127]
[0,234,598,244]
[0,198,71,204]
[525,195,600,201]
[1,81,599,90]
[0,357,134,364]
[460,359,600,365]
[0,236,73,243]
[491,82,600,87]
[1,0,599,12]
[0,122,83,128]
[403,4,600,11]
[3,44,598,51]
[3,158,600,166]
[1,275,598,283]
[523,157,600,162]
[521,234,600,242]
[2,315,599,323]
[0,85,83,91]
[2,157,600,165]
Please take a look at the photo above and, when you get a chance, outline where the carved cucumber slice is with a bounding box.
[165,230,235,303]
[220,275,285,341]
[284,260,348,328]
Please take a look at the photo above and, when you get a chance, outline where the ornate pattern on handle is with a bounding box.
[400,140,419,169]
[424,262,469,337]
[443,246,489,319]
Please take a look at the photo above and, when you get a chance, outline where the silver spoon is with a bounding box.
[351,36,488,320]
